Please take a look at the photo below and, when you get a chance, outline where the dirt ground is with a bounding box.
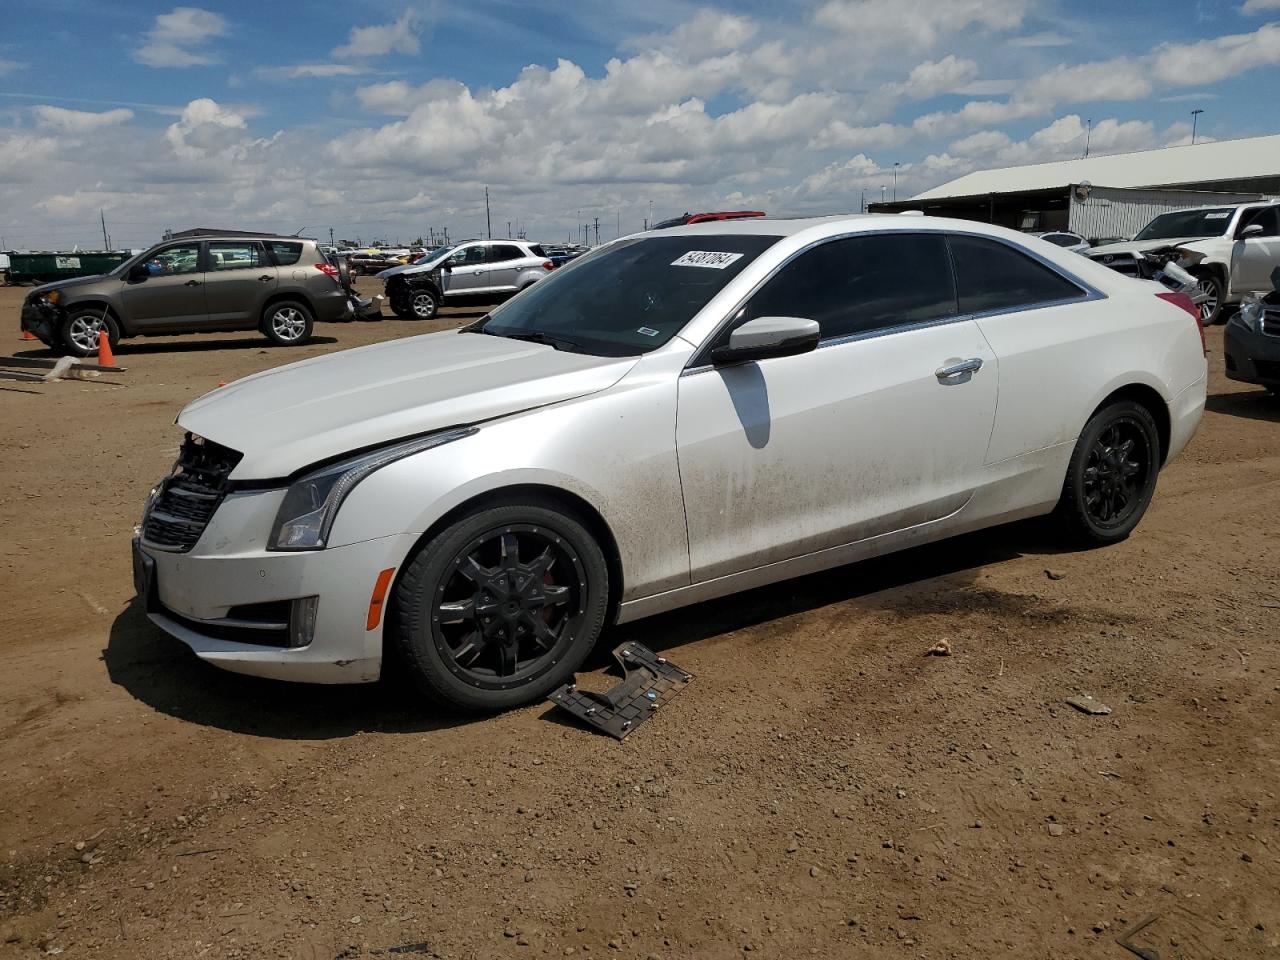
[1,277,1277,960]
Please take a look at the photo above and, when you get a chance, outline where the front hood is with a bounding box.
[1087,237,1204,258]
[377,258,443,280]
[29,274,110,297]
[179,330,637,480]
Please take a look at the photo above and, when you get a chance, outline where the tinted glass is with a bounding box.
[1043,233,1078,247]
[266,241,303,266]
[949,235,1084,315]
[208,241,267,271]
[1239,206,1280,238]
[490,244,524,262]
[739,233,957,341]
[479,234,779,357]
[146,244,201,276]
[527,244,546,257]
[450,246,487,264]
[1134,208,1234,240]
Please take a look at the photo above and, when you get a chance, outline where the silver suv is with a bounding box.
[20,236,359,356]
[379,239,553,319]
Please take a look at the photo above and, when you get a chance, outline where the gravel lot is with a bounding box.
[1,277,1278,959]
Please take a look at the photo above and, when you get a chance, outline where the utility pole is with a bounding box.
[893,162,900,203]
[648,200,653,228]
[1191,108,1204,144]
[100,209,110,250]
[507,220,512,239]
[593,217,600,247]
[1084,118,1092,158]
[881,185,886,204]
[861,188,866,213]
[485,187,492,239]
[329,227,335,248]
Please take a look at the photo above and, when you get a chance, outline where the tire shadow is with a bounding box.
[103,601,462,740]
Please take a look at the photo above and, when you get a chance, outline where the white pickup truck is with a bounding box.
[1086,200,1280,324]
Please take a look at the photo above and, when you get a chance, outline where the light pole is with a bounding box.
[893,162,900,203]
[1191,109,1204,144]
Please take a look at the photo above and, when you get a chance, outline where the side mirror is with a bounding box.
[127,264,150,282]
[710,316,820,365]
[440,261,453,272]
[1241,223,1265,239]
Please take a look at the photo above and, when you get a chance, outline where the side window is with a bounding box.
[450,245,488,265]
[147,244,201,276]
[949,235,1085,315]
[1239,207,1280,238]
[266,241,303,266]
[208,241,267,271]
[490,244,524,262]
[739,233,957,342]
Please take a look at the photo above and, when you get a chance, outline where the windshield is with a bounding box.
[414,244,452,265]
[476,234,780,357]
[1134,208,1235,241]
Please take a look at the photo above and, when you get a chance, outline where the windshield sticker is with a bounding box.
[1204,212,1231,219]
[671,250,744,269]
[637,326,660,337]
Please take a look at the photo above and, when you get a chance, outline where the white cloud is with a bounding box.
[1149,22,1280,84]
[0,134,58,182]
[903,55,979,99]
[333,11,420,58]
[33,105,134,133]
[814,0,1029,48]
[1241,0,1280,12]
[259,63,373,80]
[1008,31,1072,47]
[134,6,227,68]
[164,98,251,159]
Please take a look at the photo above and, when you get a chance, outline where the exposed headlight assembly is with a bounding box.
[268,426,477,551]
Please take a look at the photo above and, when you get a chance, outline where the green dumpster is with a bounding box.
[6,251,131,285]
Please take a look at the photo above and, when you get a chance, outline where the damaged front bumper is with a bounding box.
[20,296,64,346]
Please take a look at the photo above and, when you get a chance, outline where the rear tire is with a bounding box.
[261,300,314,346]
[1055,399,1161,546]
[390,500,609,712]
[1193,273,1223,326]
[60,309,120,358]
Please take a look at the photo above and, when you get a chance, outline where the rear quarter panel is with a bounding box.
[975,280,1206,464]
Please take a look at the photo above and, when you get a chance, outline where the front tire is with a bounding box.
[261,300,314,346]
[61,309,120,358]
[401,287,439,321]
[1193,273,1223,326]
[1055,399,1161,546]
[390,501,609,712]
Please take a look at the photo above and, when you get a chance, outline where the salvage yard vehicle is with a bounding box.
[1086,200,1280,325]
[133,216,1207,712]
[1031,231,1090,255]
[652,210,766,229]
[21,236,362,356]
[380,239,553,320]
[1225,269,1280,395]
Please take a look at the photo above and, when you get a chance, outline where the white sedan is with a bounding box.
[134,216,1208,711]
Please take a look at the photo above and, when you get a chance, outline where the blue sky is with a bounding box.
[2,0,1279,249]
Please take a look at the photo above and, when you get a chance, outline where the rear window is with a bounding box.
[527,244,546,257]
[950,235,1085,315]
[266,241,303,266]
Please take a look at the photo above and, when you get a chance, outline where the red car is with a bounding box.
[652,210,766,229]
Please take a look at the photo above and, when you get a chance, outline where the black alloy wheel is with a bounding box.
[391,501,609,711]
[1056,399,1160,545]
[434,525,585,686]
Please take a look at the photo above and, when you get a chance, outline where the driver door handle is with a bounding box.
[935,357,983,380]
[258,274,273,281]
[184,279,202,287]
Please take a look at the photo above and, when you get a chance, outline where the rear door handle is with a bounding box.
[258,274,273,281]
[184,279,202,287]
[935,357,983,380]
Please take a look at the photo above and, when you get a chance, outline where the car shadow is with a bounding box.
[113,336,340,356]
[103,601,462,739]
[106,518,1081,739]
[1205,389,1280,423]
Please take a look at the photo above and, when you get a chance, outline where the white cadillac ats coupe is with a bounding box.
[134,216,1208,711]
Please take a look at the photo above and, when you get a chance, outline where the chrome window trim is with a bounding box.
[682,227,1105,374]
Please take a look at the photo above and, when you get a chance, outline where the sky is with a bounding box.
[2,0,1280,250]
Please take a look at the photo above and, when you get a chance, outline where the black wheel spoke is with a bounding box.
[431,523,587,688]
[438,597,475,624]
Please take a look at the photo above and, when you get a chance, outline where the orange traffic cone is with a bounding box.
[21,329,37,340]
[97,329,115,367]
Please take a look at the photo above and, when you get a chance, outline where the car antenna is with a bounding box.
[291,226,307,237]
